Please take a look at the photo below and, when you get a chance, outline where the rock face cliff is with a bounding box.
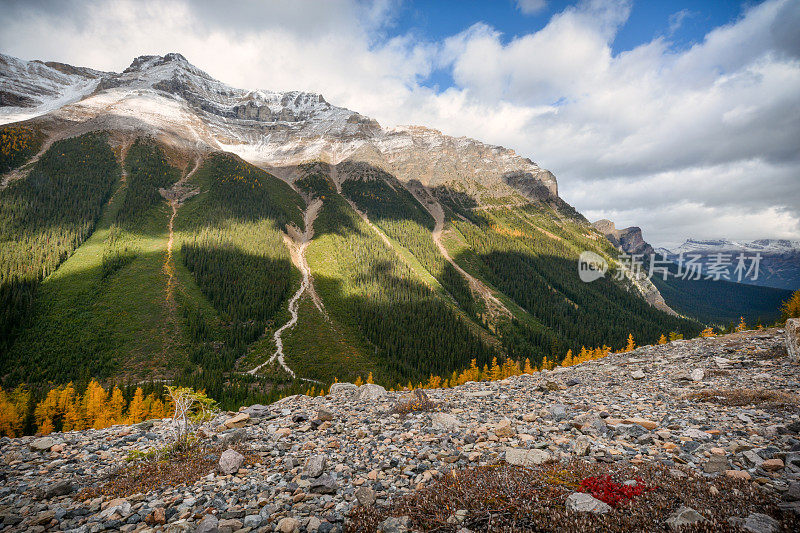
[592,219,654,257]
[0,52,558,205]
[1,328,798,531]
[592,219,675,315]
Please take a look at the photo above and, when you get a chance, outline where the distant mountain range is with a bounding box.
[656,239,800,291]
[592,223,795,324]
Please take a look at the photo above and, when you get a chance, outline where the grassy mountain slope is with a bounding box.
[297,164,498,384]
[433,187,703,355]
[0,132,119,358]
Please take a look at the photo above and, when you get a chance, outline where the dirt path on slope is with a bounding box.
[160,157,202,307]
[249,197,323,378]
[403,181,512,320]
[158,157,202,362]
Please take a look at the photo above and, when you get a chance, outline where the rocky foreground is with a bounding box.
[2,327,800,532]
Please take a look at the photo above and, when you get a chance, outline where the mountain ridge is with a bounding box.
[0,52,558,204]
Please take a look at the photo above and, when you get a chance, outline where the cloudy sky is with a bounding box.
[1,0,799,247]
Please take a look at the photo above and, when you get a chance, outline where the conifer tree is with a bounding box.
[127,387,146,424]
[625,333,636,352]
[523,358,535,374]
[109,386,126,424]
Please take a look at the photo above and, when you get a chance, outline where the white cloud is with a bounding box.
[668,9,693,35]
[0,0,798,247]
[516,0,547,15]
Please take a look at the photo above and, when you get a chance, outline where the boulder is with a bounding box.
[355,486,376,506]
[622,417,658,430]
[739,513,780,533]
[276,517,299,533]
[631,370,645,379]
[666,506,705,530]
[431,412,461,430]
[316,408,334,422]
[221,412,249,429]
[786,318,799,362]
[565,492,611,514]
[42,481,73,499]
[493,419,516,437]
[305,454,327,478]
[505,447,551,467]
[29,437,55,451]
[356,383,387,401]
[218,448,244,475]
[378,516,410,533]
[328,383,358,396]
[690,368,705,381]
[762,458,784,472]
[309,474,338,494]
[196,514,219,533]
[242,404,270,418]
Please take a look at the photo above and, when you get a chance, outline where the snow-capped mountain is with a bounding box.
[0,52,557,202]
[0,54,105,123]
[660,239,800,290]
[669,238,800,256]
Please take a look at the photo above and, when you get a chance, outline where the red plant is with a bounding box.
[578,475,654,507]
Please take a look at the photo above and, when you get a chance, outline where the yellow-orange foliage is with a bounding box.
[0,381,174,437]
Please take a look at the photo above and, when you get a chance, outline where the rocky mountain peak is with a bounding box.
[123,52,190,73]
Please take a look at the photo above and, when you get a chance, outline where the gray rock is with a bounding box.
[431,412,460,430]
[310,474,338,494]
[305,454,327,478]
[43,481,73,499]
[565,492,612,514]
[243,514,262,529]
[631,370,646,380]
[196,514,219,533]
[741,513,779,533]
[786,318,799,362]
[355,486,376,506]
[703,455,729,474]
[378,515,410,533]
[783,482,800,502]
[548,404,567,421]
[328,383,358,396]
[30,437,55,451]
[666,506,705,530]
[690,368,705,381]
[505,448,551,466]
[744,450,764,467]
[218,448,244,475]
[316,408,334,422]
[242,404,270,418]
[356,383,387,401]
